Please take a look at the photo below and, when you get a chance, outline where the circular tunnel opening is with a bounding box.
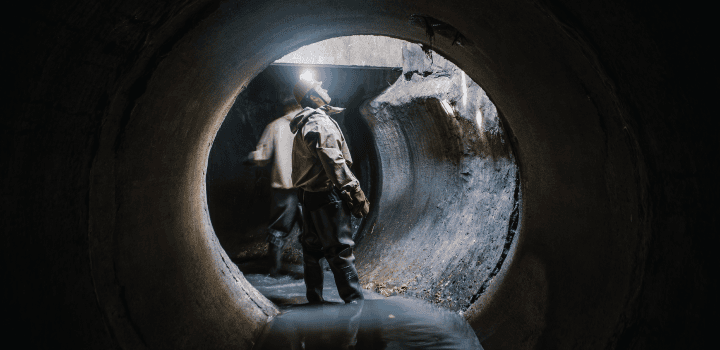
[88,1,648,348]
[206,35,520,312]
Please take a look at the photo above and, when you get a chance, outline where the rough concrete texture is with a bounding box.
[356,43,518,312]
[276,35,405,67]
[6,0,716,349]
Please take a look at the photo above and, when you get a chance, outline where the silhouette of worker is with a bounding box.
[244,99,303,276]
[290,75,370,304]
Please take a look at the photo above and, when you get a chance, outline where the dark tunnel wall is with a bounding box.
[6,0,716,349]
[207,63,401,259]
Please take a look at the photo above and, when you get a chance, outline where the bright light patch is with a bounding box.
[300,70,314,82]
[476,109,484,130]
[440,99,454,116]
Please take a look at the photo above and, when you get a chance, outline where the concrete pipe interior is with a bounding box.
[207,39,519,312]
[83,0,652,348]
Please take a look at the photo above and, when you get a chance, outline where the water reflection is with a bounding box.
[253,297,483,350]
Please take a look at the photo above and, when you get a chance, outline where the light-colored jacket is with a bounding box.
[247,112,297,189]
[290,106,360,193]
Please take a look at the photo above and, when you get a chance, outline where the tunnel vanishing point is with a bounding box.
[5,0,716,349]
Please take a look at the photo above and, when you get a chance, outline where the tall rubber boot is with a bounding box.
[306,193,364,304]
[326,246,364,303]
[302,245,325,303]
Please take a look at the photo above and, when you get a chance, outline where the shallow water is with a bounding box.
[253,298,482,349]
[239,259,386,304]
[238,261,482,349]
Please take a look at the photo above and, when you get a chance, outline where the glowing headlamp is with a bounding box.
[299,69,314,82]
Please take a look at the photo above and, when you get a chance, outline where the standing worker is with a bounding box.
[290,75,370,304]
[243,99,303,276]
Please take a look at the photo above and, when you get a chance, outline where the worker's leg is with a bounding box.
[299,190,325,303]
[307,189,364,303]
[267,188,300,275]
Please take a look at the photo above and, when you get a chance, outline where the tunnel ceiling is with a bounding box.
[274,35,406,67]
[7,0,716,349]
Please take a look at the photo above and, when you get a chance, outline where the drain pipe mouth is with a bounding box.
[87,1,642,348]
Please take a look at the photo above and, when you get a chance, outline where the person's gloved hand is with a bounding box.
[341,187,370,218]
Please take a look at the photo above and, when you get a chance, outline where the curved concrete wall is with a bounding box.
[7,0,715,349]
[355,65,518,311]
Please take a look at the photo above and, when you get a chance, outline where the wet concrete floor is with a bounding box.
[237,260,483,349]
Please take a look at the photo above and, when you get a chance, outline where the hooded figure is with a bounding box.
[290,76,370,304]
